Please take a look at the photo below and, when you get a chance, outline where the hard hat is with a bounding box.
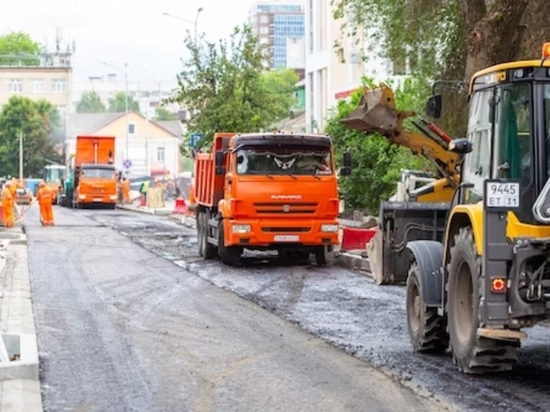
[5,182,11,187]
[39,181,46,187]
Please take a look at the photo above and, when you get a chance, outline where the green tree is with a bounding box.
[332,0,549,136]
[326,77,429,213]
[0,96,61,177]
[171,24,282,147]
[0,31,41,66]
[76,90,106,113]
[262,68,300,122]
[108,92,140,113]
[154,106,178,121]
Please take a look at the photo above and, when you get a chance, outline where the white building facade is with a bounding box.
[305,0,394,132]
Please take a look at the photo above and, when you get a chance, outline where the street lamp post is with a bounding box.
[161,8,203,42]
[102,61,130,168]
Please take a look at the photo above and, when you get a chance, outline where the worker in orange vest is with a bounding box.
[9,179,17,197]
[2,182,15,228]
[36,181,54,226]
[121,177,130,204]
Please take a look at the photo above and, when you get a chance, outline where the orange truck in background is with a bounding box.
[194,132,352,266]
[61,135,118,209]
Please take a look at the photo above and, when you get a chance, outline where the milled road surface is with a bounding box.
[80,208,550,412]
[24,204,443,412]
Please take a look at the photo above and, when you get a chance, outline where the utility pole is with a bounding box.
[19,131,23,179]
[124,62,129,165]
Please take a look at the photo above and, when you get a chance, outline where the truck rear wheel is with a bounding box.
[197,211,216,259]
[406,262,448,353]
[217,219,241,266]
[447,227,519,374]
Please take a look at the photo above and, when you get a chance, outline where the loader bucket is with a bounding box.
[340,86,400,134]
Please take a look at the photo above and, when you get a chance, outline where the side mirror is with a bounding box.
[237,155,244,164]
[426,94,442,119]
[448,138,473,155]
[215,151,226,175]
[343,151,352,168]
[340,167,351,177]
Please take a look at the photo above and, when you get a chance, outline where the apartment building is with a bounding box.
[249,0,306,69]
[0,51,73,117]
[305,0,391,132]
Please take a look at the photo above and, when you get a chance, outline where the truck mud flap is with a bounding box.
[374,201,449,285]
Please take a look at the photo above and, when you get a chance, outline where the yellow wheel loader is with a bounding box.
[395,44,550,374]
[340,86,464,285]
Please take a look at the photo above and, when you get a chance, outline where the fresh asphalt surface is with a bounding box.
[24,203,444,412]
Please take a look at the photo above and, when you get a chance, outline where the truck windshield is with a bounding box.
[81,168,115,179]
[235,147,333,176]
[44,167,64,182]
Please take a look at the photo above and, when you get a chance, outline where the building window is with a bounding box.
[156,147,165,162]
[128,123,136,135]
[8,79,23,93]
[52,79,66,93]
[260,14,268,23]
[260,37,269,45]
[260,26,269,34]
[33,80,45,93]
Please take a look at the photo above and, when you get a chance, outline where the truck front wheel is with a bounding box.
[217,219,241,266]
[447,227,519,374]
[314,245,333,266]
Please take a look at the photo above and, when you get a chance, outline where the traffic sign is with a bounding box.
[123,159,132,169]
[189,133,203,148]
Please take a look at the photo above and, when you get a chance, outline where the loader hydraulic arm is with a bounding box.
[340,85,461,185]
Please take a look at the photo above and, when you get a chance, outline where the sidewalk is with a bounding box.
[119,202,371,277]
[0,227,42,412]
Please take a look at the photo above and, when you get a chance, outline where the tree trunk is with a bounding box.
[462,0,529,81]
[518,0,550,60]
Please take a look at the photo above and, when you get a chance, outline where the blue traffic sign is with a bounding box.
[189,133,203,148]
[123,159,132,169]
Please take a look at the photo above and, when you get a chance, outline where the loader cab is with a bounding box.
[429,54,550,225]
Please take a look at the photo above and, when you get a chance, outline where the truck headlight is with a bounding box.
[78,194,86,199]
[109,195,117,200]
[321,224,339,233]
[232,224,251,234]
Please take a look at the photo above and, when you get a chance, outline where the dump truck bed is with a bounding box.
[75,135,115,166]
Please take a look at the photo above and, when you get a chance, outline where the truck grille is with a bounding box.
[253,202,318,214]
[261,227,311,232]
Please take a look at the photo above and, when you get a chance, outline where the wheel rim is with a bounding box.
[408,280,421,335]
[453,260,474,347]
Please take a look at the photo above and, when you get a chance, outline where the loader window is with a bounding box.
[235,147,333,176]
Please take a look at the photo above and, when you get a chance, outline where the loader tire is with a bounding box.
[217,219,241,266]
[406,262,448,353]
[447,227,519,374]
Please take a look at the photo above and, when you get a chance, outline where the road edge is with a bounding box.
[0,228,43,411]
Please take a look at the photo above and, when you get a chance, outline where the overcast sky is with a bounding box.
[0,0,253,86]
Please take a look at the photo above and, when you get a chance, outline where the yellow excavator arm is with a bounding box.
[340,85,461,186]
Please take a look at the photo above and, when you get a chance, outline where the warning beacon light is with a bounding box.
[542,42,550,61]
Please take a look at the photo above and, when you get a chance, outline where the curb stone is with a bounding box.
[0,229,43,411]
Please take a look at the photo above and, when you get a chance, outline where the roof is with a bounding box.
[271,110,306,133]
[155,120,183,137]
[65,113,124,138]
[65,112,181,138]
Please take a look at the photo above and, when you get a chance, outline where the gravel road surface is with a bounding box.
[24,204,444,412]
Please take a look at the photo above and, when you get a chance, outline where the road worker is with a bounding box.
[9,178,17,197]
[36,181,54,226]
[2,182,15,228]
[122,177,130,204]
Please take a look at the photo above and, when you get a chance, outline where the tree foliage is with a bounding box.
[76,90,106,113]
[326,77,430,213]
[154,106,178,121]
[0,96,62,177]
[171,24,294,148]
[262,68,300,122]
[108,92,140,114]
[0,31,41,66]
[332,0,548,137]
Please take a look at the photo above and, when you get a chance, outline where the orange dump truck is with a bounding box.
[61,135,118,209]
[194,132,352,266]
